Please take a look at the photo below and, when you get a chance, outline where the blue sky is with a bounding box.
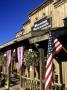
[0,0,45,45]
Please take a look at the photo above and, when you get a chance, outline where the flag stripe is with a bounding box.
[46,54,52,67]
[56,45,62,52]
[54,38,62,53]
[45,62,52,79]
[45,71,52,90]
[45,67,52,81]
[46,58,52,71]
[54,38,58,43]
[54,41,60,47]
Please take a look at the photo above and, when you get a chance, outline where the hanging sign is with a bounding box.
[7,50,12,67]
[17,46,24,68]
[32,17,52,31]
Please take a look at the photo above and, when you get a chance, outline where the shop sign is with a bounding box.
[32,17,52,31]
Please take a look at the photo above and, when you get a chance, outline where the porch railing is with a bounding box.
[21,76,41,90]
[21,76,63,90]
[50,83,62,90]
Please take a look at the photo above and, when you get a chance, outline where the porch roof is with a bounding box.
[0,27,67,49]
[0,32,32,49]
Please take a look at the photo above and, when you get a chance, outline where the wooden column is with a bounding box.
[39,48,44,90]
[19,69,22,90]
[11,60,13,75]
[3,53,10,90]
[5,66,10,90]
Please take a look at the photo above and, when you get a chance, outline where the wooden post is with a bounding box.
[19,68,22,90]
[3,53,10,90]
[5,66,10,90]
[11,60,13,75]
[39,48,44,90]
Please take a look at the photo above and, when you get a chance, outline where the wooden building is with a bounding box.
[0,0,67,90]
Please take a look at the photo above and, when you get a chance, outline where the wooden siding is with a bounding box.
[19,0,67,36]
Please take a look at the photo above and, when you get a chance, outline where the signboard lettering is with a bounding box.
[32,17,52,31]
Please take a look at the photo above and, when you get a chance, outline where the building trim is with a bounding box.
[23,20,30,26]
[15,29,24,34]
[0,32,32,49]
[28,0,53,17]
[53,0,67,8]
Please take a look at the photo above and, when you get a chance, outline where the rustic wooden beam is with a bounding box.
[29,34,48,44]
[39,48,44,90]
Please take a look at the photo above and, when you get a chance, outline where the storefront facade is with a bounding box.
[0,0,67,89]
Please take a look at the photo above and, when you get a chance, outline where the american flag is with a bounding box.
[54,38,62,53]
[45,32,62,90]
[17,46,24,69]
[6,50,12,67]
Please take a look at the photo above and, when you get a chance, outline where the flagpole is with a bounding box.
[62,47,67,53]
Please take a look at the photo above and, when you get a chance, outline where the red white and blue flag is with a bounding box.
[17,46,24,69]
[45,32,63,90]
[6,50,12,67]
[54,38,62,53]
